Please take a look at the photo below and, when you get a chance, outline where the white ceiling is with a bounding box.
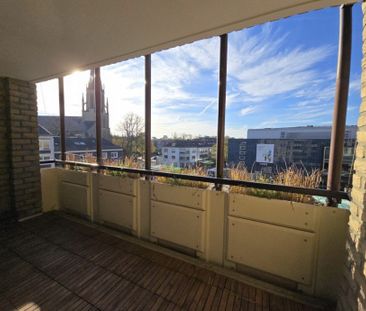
[0,0,355,82]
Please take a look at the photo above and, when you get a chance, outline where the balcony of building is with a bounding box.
[0,1,365,311]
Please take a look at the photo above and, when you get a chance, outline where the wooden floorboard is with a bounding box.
[0,213,328,311]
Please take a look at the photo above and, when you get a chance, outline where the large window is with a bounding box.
[225,5,362,197]
[36,4,362,197]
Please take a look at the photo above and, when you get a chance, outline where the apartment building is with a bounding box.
[161,140,213,167]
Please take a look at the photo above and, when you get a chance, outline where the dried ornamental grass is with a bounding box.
[155,166,209,189]
[229,165,322,204]
[103,156,142,178]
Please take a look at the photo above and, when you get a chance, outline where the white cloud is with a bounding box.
[240,106,257,116]
[228,26,334,101]
[349,75,361,92]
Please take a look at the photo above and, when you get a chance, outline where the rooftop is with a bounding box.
[165,140,215,148]
[53,137,121,152]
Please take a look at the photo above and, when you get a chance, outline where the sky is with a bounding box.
[37,4,363,138]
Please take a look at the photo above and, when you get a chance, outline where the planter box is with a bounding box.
[41,168,60,212]
[227,215,315,284]
[226,193,349,299]
[96,174,137,232]
[229,193,316,231]
[151,182,205,210]
[150,182,206,251]
[59,170,90,217]
[151,200,205,251]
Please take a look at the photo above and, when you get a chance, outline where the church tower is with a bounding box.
[81,70,111,140]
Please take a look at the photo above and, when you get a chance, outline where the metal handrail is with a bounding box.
[39,159,349,201]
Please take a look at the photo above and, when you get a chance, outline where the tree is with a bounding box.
[117,113,144,157]
[210,137,229,163]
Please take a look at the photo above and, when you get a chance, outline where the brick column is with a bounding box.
[0,79,13,221]
[0,77,41,221]
[337,4,366,310]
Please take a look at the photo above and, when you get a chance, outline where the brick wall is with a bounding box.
[0,77,41,221]
[0,79,12,221]
[337,4,366,310]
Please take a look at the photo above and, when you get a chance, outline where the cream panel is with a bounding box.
[41,168,60,212]
[229,194,316,231]
[98,174,136,196]
[98,189,136,230]
[138,180,151,239]
[313,207,350,300]
[227,216,315,284]
[60,170,88,186]
[206,191,226,264]
[60,181,89,216]
[151,183,205,210]
[151,201,205,251]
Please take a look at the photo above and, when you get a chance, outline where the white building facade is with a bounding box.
[162,145,211,168]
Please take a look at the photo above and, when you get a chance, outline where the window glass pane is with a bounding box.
[101,57,145,167]
[37,78,58,167]
[152,37,219,178]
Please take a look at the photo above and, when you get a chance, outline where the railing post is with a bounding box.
[216,34,228,187]
[327,4,352,205]
[145,55,152,171]
[94,68,102,166]
[58,77,66,162]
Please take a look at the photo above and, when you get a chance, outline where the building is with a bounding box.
[38,124,55,162]
[38,125,55,168]
[54,137,122,161]
[38,71,121,162]
[247,125,357,140]
[154,136,216,151]
[38,70,111,140]
[228,126,356,190]
[322,145,355,190]
[229,138,329,170]
[161,140,214,168]
[38,125,122,163]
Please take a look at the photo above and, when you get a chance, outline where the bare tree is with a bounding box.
[117,113,144,157]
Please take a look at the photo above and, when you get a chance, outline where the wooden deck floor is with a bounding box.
[0,213,325,311]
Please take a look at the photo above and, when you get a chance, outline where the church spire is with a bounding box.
[81,68,111,140]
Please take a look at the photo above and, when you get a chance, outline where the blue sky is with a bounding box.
[37,4,363,138]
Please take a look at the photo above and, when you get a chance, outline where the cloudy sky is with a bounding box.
[37,4,362,138]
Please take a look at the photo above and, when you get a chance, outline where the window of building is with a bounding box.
[39,140,50,151]
[111,152,118,159]
[40,154,51,161]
